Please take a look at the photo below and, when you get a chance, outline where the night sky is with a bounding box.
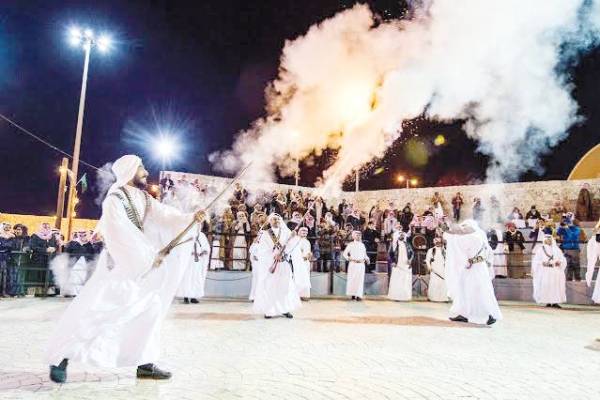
[1,0,599,218]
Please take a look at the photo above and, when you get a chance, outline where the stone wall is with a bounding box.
[344,178,600,222]
[164,169,600,223]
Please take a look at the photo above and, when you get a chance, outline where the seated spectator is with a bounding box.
[504,222,526,278]
[525,205,542,221]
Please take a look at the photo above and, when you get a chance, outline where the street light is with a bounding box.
[151,134,179,168]
[396,173,418,189]
[64,25,113,240]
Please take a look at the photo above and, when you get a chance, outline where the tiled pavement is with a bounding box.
[0,298,599,400]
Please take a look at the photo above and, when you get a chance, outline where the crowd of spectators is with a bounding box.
[162,178,596,281]
[0,222,103,297]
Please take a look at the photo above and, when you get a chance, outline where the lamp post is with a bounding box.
[64,27,112,240]
[396,174,419,189]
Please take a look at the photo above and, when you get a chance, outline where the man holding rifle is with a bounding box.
[46,155,206,383]
[252,213,301,319]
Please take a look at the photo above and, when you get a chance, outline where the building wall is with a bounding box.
[345,178,600,221]
[163,169,600,222]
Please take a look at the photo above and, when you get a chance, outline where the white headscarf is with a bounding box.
[460,219,489,247]
[108,155,142,195]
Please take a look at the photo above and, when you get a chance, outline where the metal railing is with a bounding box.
[1,234,595,297]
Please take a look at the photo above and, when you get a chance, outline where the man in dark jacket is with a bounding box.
[362,221,380,273]
[504,223,526,278]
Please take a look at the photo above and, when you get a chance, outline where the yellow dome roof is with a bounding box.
[568,143,600,180]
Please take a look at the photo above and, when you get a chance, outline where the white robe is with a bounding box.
[585,238,600,304]
[492,229,508,277]
[232,223,249,271]
[290,237,312,298]
[249,240,267,301]
[343,241,369,298]
[46,186,195,367]
[388,240,412,301]
[444,230,502,325]
[426,247,448,302]
[209,237,224,270]
[176,229,210,299]
[252,226,301,316]
[531,243,567,305]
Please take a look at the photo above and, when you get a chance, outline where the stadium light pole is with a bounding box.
[65,27,112,240]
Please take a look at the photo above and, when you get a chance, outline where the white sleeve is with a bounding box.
[342,244,352,261]
[100,196,158,280]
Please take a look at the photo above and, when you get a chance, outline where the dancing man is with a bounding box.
[444,219,502,325]
[343,231,369,301]
[252,214,301,318]
[46,155,205,383]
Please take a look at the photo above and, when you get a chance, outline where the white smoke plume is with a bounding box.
[94,162,115,206]
[210,0,600,193]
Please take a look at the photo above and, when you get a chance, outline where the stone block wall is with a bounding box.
[162,170,600,222]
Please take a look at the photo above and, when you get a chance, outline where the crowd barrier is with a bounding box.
[1,232,596,298]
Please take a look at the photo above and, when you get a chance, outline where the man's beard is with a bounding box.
[133,176,148,190]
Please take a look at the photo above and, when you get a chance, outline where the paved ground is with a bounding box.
[0,297,599,400]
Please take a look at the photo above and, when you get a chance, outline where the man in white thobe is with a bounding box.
[585,229,600,304]
[252,214,301,318]
[444,219,502,326]
[531,234,567,308]
[343,231,369,301]
[426,237,448,302]
[46,155,204,383]
[176,226,211,304]
[290,227,312,300]
[388,230,413,301]
[248,236,265,301]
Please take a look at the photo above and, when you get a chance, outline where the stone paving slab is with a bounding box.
[0,298,598,400]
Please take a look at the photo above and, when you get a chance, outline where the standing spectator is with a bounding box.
[317,224,333,272]
[575,183,594,221]
[8,224,30,296]
[233,183,248,203]
[231,212,251,271]
[431,192,447,216]
[451,192,464,222]
[557,220,582,281]
[382,210,398,241]
[30,223,59,262]
[159,173,174,193]
[0,223,15,296]
[346,209,362,230]
[362,221,380,273]
[472,198,484,222]
[489,196,502,223]
[399,204,413,233]
[504,223,526,278]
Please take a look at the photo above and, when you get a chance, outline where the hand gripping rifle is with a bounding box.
[151,162,253,269]
[269,202,315,274]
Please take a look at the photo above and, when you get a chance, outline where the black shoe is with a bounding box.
[264,315,272,319]
[49,358,68,383]
[283,313,293,319]
[136,364,172,380]
[190,298,199,304]
[356,297,362,302]
[487,315,497,325]
[351,296,356,300]
[183,298,189,304]
[552,304,562,309]
[546,304,552,307]
[449,315,468,323]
